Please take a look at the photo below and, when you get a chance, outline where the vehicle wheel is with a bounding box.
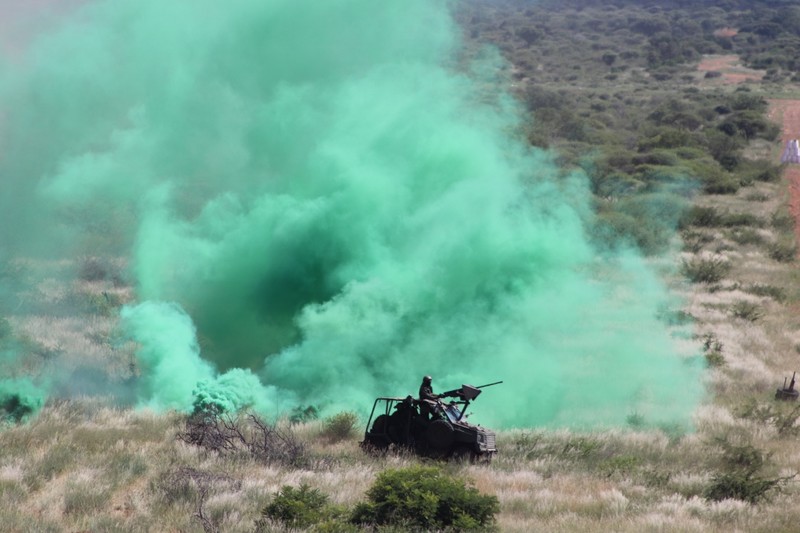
[450,445,477,464]
[426,419,454,450]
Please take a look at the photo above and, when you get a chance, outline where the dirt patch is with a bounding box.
[768,99,800,244]
[697,54,764,84]
[713,28,738,38]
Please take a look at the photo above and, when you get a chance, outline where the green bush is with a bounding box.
[681,230,715,253]
[290,405,319,424]
[728,228,765,246]
[680,206,722,228]
[744,191,770,202]
[321,411,359,442]
[705,470,786,504]
[737,160,782,184]
[704,441,793,504]
[704,176,740,195]
[771,210,794,233]
[260,484,332,529]
[730,301,764,322]
[720,213,765,228]
[351,466,499,531]
[681,256,731,283]
[702,332,725,368]
[769,240,796,263]
[743,284,786,302]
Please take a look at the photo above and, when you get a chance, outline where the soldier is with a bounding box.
[418,375,439,420]
[419,375,439,402]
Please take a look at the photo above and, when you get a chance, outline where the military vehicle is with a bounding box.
[361,382,500,462]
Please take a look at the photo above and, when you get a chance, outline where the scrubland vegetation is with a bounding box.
[3,0,800,531]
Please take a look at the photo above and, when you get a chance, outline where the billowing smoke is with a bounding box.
[0,0,703,428]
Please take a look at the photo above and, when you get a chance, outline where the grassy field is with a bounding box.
[4,0,800,531]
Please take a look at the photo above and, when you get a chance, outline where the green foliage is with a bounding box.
[705,469,786,504]
[560,436,601,459]
[737,160,782,184]
[681,256,731,284]
[769,240,796,263]
[737,399,800,436]
[261,484,332,529]
[743,284,785,302]
[729,93,768,113]
[321,411,359,442]
[63,483,110,516]
[593,192,688,255]
[719,213,764,228]
[625,412,646,429]
[701,333,725,368]
[728,228,765,246]
[351,466,499,531]
[703,175,740,195]
[705,129,745,171]
[704,440,793,504]
[23,444,77,490]
[597,455,641,478]
[681,206,722,228]
[719,110,776,140]
[729,301,764,322]
[771,210,795,233]
[290,405,320,424]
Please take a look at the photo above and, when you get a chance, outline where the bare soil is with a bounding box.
[712,28,738,38]
[696,54,765,84]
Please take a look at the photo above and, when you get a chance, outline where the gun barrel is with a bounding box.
[476,380,503,389]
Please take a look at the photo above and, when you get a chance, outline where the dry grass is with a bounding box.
[1,396,797,532]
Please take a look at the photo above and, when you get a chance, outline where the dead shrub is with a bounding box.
[155,467,242,533]
[178,409,308,467]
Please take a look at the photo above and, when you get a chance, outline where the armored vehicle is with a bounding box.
[361,382,499,462]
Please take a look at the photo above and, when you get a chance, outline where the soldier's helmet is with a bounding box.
[422,375,432,384]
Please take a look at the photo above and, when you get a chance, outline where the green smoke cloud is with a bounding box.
[0,0,703,427]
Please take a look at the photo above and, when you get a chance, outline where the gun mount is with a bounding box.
[361,381,501,462]
[776,372,799,401]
